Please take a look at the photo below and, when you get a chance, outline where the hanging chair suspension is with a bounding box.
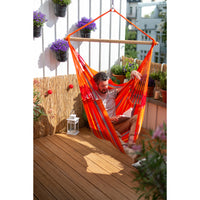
[65,8,158,46]
[69,37,157,45]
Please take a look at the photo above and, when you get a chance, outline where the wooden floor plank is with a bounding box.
[76,128,136,166]
[34,177,56,200]
[34,128,144,200]
[54,134,138,189]
[50,134,139,194]
[35,139,112,200]
[36,136,136,200]
[34,148,93,200]
[34,162,74,200]
[34,195,39,200]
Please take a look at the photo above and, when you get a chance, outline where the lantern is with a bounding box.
[67,114,80,135]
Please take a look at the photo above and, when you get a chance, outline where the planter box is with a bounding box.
[142,97,166,131]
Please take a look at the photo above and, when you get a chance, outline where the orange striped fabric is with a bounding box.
[65,8,156,152]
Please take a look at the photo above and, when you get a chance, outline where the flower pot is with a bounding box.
[55,50,68,62]
[33,25,42,38]
[160,89,167,103]
[147,86,154,97]
[80,30,91,38]
[54,3,67,17]
[112,74,125,84]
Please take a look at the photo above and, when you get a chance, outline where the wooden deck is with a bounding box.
[34,127,143,200]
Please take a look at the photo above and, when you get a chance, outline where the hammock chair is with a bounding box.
[65,8,157,153]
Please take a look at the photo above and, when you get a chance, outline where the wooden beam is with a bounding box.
[69,37,158,45]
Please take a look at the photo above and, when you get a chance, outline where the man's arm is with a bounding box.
[116,70,142,94]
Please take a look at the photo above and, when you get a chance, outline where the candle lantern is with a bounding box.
[67,114,80,135]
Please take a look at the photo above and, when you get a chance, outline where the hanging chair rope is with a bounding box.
[65,8,158,46]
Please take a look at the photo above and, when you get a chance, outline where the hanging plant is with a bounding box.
[52,0,71,17]
[50,39,69,62]
[76,17,97,38]
[33,11,47,38]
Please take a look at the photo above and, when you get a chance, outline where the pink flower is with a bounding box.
[33,79,40,85]
[131,144,142,152]
[48,109,53,114]
[152,125,166,140]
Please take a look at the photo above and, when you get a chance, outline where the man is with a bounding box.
[93,70,142,148]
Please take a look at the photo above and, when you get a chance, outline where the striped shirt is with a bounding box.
[98,89,118,117]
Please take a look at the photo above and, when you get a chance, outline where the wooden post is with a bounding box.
[69,37,158,45]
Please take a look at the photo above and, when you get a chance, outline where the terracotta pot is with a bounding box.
[160,89,167,103]
[147,86,154,97]
[111,74,125,84]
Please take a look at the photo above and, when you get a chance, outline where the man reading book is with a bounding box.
[93,70,142,148]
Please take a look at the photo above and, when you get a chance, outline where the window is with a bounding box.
[156,32,161,42]
[130,7,132,15]
[155,52,159,63]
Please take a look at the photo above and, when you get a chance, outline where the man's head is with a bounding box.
[93,72,109,94]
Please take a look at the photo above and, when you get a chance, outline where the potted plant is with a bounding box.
[122,61,139,80]
[50,39,69,62]
[150,71,161,86]
[159,71,167,103]
[52,0,71,17]
[33,11,47,38]
[110,64,125,84]
[33,80,46,121]
[76,17,97,38]
[147,76,155,97]
[131,122,167,200]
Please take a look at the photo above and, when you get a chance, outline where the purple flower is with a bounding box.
[33,11,47,27]
[50,39,69,52]
[148,76,155,87]
[152,124,166,140]
[76,17,97,32]
[131,144,142,152]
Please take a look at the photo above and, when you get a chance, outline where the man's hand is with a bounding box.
[131,70,142,80]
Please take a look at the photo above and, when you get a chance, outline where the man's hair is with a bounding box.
[93,72,109,85]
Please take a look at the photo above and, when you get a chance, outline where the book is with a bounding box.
[112,108,134,124]
[112,115,131,124]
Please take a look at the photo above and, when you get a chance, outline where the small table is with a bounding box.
[67,117,80,135]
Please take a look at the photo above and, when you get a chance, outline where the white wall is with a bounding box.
[33,0,127,78]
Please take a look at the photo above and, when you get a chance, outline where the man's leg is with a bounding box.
[113,114,138,146]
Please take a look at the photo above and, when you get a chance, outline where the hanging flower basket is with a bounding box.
[33,25,42,38]
[50,39,69,62]
[55,50,68,62]
[76,17,97,38]
[33,11,47,38]
[80,29,91,38]
[54,4,67,17]
[52,0,71,17]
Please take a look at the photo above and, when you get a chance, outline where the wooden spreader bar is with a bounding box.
[70,37,158,45]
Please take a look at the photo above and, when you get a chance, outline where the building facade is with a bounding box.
[127,1,167,63]
[127,0,142,26]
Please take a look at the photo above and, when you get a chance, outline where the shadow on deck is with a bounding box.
[34,127,144,200]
